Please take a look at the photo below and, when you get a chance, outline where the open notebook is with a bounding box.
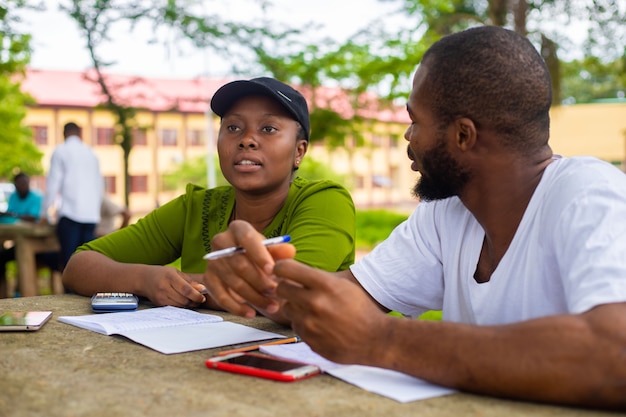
[58,306,284,354]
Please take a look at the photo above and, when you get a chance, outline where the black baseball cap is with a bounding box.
[210,77,310,141]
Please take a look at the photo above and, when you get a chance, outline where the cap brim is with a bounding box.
[210,80,276,117]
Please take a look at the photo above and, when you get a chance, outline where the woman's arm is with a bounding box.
[63,251,207,307]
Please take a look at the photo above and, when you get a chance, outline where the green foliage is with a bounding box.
[0,77,42,178]
[561,56,626,103]
[389,307,442,320]
[0,1,42,179]
[162,153,346,192]
[297,156,351,188]
[417,310,443,320]
[376,0,625,106]
[309,107,365,149]
[355,209,408,250]
[162,154,227,190]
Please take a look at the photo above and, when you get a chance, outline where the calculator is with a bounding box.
[91,293,139,313]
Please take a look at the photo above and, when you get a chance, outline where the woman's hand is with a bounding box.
[143,267,208,308]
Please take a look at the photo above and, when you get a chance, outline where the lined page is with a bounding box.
[58,306,223,335]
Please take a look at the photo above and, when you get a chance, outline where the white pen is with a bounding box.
[203,235,291,261]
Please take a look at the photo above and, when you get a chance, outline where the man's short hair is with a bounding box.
[63,122,81,137]
[13,172,28,183]
[421,26,552,154]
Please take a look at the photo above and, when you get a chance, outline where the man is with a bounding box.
[0,173,58,297]
[203,26,626,409]
[0,173,41,224]
[43,122,103,269]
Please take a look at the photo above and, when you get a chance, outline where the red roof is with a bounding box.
[22,68,222,113]
[21,68,410,123]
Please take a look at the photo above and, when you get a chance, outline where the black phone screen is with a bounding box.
[223,355,304,372]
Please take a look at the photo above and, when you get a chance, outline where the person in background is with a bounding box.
[0,173,59,297]
[95,194,131,238]
[0,173,41,224]
[43,122,103,270]
[62,77,356,317]
[204,27,626,410]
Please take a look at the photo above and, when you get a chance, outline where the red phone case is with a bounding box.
[205,353,320,382]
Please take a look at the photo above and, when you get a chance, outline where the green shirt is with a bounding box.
[78,177,355,273]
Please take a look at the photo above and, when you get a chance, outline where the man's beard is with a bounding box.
[411,139,471,201]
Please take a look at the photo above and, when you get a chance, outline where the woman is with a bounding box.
[62,77,355,310]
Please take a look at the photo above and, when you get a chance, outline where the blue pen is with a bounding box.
[203,235,291,261]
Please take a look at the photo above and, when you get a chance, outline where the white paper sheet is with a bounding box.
[261,342,456,403]
[59,306,284,354]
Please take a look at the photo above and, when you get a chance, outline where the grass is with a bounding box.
[357,209,442,321]
[4,261,56,297]
[355,209,409,250]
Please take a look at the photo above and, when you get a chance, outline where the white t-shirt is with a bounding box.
[351,156,626,325]
[44,136,103,224]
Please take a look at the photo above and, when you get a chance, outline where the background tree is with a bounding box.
[60,0,302,206]
[0,1,42,180]
[33,0,625,197]
[163,154,348,191]
[561,57,626,103]
[369,0,625,105]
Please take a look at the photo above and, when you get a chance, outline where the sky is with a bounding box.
[17,0,402,80]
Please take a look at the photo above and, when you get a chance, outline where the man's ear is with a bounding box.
[455,117,477,151]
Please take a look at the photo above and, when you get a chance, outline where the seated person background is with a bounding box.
[0,173,41,224]
[0,173,60,298]
[203,27,626,410]
[95,194,131,238]
[63,77,356,319]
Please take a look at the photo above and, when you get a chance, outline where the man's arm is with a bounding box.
[275,259,626,410]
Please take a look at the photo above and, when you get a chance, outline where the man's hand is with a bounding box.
[203,220,295,319]
[274,259,389,365]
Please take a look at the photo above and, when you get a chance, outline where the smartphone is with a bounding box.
[0,311,53,331]
[205,352,321,382]
[91,292,139,313]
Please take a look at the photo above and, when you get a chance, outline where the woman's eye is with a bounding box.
[227,125,240,132]
[261,126,277,133]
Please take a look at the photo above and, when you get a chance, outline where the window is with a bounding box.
[187,129,204,147]
[130,175,148,193]
[160,128,178,146]
[133,128,147,146]
[96,127,115,145]
[104,176,116,194]
[371,134,385,147]
[31,125,48,145]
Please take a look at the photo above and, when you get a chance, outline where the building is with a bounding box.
[21,69,415,216]
[20,69,626,217]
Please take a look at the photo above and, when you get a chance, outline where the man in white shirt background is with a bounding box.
[43,122,103,270]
